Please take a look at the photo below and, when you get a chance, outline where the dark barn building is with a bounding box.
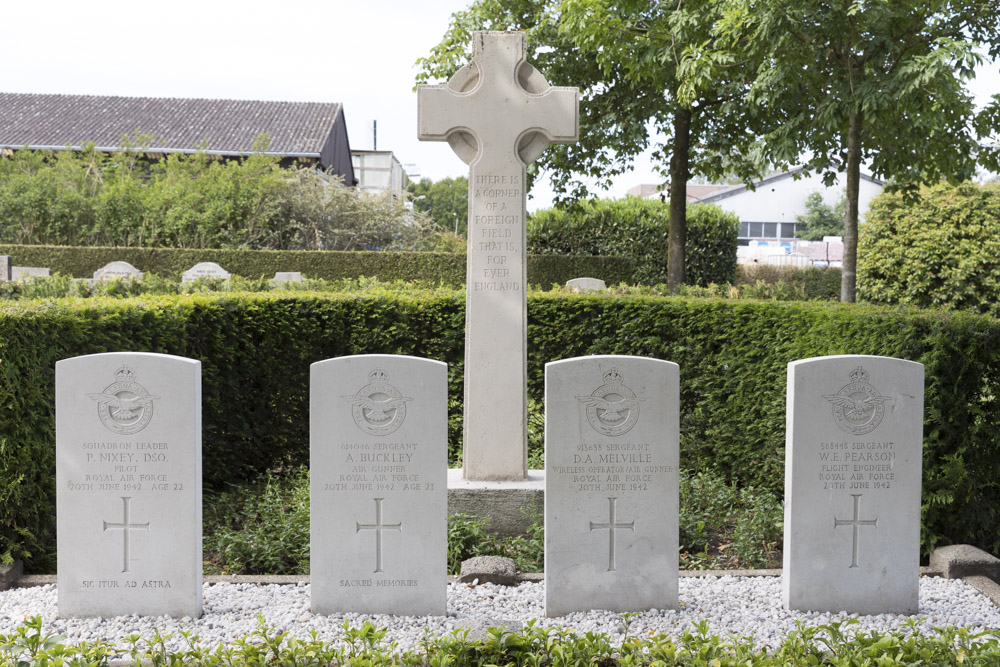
[0,92,355,184]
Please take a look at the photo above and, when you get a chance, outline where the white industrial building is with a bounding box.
[698,168,884,245]
[632,168,884,266]
[633,167,884,245]
[351,150,409,198]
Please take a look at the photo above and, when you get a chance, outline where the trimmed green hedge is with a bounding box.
[0,244,636,288]
[528,199,739,286]
[736,264,842,300]
[2,291,999,570]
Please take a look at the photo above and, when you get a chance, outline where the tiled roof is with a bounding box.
[626,183,662,198]
[685,184,729,201]
[696,167,884,203]
[0,92,342,157]
[627,183,734,201]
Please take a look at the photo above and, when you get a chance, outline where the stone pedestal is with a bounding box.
[447,468,544,537]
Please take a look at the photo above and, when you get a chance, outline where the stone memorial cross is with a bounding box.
[418,31,578,480]
[356,497,402,573]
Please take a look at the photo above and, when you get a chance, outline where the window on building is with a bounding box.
[741,221,806,240]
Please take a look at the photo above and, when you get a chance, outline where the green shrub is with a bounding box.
[203,468,310,575]
[679,470,783,569]
[447,513,491,574]
[0,147,441,251]
[736,264,841,301]
[528,198,739,286]
[3,291,1000,570]
[446,511,544,575]
[0,243,637,288]
[685,203,741,287]
[472,511,545,573]
[858,181,1000,314]
[0,151,100,246]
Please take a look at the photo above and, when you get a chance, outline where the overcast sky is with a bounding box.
[2,0,997,210]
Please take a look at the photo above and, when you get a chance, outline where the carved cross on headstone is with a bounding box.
[356,497,402,573]
[103,496,149,573]
[834,493,878,568]
[418,31,578,481]
[589,497,635,572]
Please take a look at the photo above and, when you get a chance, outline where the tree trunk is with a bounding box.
[667,107,692,292]
[841,109,863,303]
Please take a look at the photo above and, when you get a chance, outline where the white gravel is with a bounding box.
[1,576,998,655]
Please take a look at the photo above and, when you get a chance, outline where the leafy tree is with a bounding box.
[415,0,769,291]
[713,0,1000,302]
[408,176,469,236]
[795,192,845,241]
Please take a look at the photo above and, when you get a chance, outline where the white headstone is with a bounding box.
[182,262,231,282]
[783,354,924,614]
[93,261,143,281]
[0,255,10,281]
[566,277,607,292]
[273,271,305,283]
[12,266,50,279]
[544,355,679,616]
[310,354,448,615]
[418,31,579,481]
[56,352,202,618]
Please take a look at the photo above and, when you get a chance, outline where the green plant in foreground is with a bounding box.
[447,513,490,574]
[3,615,1000,666]
[0,615,93,666]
